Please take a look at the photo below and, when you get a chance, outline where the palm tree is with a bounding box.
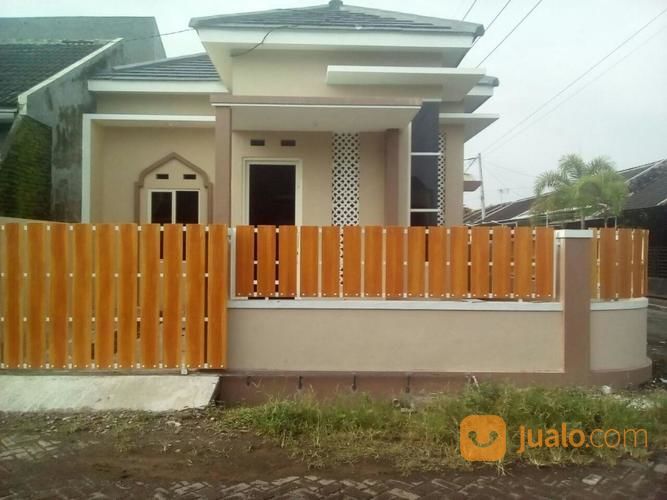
[532,154,628,228]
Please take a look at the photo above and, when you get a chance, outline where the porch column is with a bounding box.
[384,129,399,225]
[214,106,232,224]
[443,125,464,225]
[558,230,593,382]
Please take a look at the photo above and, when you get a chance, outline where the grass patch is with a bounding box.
[215,384,667,471]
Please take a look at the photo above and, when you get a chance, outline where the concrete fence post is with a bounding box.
[556,229,593,383]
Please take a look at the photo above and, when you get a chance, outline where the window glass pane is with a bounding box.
[175,191,199,224]
[249,164,295,226]
[150,192,172,224]
[411,156,438,209]
[410,211,438,227]
[411,102,440,153]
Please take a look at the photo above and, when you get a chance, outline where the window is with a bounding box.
[149,190,199,224]
[156,173,169,180]
[410,102,441,226]
[250,138,265,146]
[280,139,296,147]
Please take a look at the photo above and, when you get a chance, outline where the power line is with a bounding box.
[483,23,667,154]
[475,0,544,68]
[123,27,194,42]
[484,0,513,33]
[482,6,667,153]
[462,0,478,21]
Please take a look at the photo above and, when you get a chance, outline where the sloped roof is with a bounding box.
[465,159,667,225]
[190,1,483,36]
[0,17,165,68]
[94,53,219,81]
[0,41,105,107]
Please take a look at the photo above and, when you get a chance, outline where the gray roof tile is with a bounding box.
[190,2,483,36]
[93,53,219,81]
[0,41,105,108]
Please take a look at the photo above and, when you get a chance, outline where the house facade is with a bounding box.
[84,1,499,227]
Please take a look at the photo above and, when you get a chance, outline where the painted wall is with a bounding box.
[590,307,649,371]
[95,94,213,115]
[442,125,465,225]
[227,307,563,372]
[232,50,445,99]
[91,126,214,222]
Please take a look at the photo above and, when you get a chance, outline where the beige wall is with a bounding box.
[92,126,215,222]
[442,125,465,225]
[232,50,445,99]
[359,132,385,225]
[590,308,650,371]
[96,94,213,115]
[228,308,563,372]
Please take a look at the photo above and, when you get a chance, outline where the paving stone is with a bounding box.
[582,473,603,486]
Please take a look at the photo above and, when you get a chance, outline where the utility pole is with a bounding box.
[477,153,486,223]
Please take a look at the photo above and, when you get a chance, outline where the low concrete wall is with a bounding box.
[228,302,563,373]
[590,302,649,372]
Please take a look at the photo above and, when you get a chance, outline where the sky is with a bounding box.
[3,0,667,208]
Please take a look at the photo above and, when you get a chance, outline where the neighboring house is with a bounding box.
[0,17,165,220]
[464,159,667,296]
[84,1,499,227]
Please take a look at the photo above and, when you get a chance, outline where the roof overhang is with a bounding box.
[463,85,495,112]
[439,112,499,141]
[86,113,215,128]
[88,80,228,94]
[211,95,421,132]
[198,28,472,65]
[326,65,485,101]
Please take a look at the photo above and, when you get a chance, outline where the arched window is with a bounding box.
[135,153,212,224]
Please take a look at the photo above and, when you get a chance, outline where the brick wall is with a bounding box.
[0,115,52,219]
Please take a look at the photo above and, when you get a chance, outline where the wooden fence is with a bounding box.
[0,223,228,370]
[591,228,649,300]
[0,223,648,370]
[235,226,557,300]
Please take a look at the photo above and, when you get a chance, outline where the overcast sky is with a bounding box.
[4,0,667,208]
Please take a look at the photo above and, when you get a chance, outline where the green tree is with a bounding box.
[532,154,628,228]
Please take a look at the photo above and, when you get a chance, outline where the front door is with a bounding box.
[248,163,296,226]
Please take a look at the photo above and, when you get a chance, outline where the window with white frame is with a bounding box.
[148,190,199,224]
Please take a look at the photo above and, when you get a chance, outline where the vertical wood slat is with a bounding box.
[256,225,276,297]
[207,225,228,368]
[235,226,255,297]
[590,229,599,299]
[631,229,643,298]
[72,225,93,368]
[162,224,181,368]
[407,227,426,298]
[49,224,68,368]
[278,226,297,297]
[343,226,361,297]
[599,228,616,300]
[534,227,555,299]
[491,226,511,299]
[95,224,115,369]
[321,226,340,297]
[513,227,533,299]
[139,224,160,369]
[427,227,447,298]
[363,226,383,298]
[185,224,205,368]
[27,225,46,368]
[299,226,319,297]
[117,224,137,368]
[450,226,468,298]
[470,227,490,298]
[3,224,22,368]
[616,229,632,299]
[385,227,404,298]
[642,229,649,297]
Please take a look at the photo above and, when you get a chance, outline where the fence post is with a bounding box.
[556,229,593,382]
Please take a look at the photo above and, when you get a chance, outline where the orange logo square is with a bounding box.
[460,415,507,461]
